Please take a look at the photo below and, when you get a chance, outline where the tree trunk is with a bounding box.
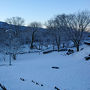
[53,45,55,51]
[30,32,35,49]
[63,43,65,48]
[9,54,12,66]
[57,45,60,52]
[76,45,79,52]
[39,44,41,50]
[30,42,34,49]
[12,54,16,60]
[74,41,80,52]
[56,36,60,52]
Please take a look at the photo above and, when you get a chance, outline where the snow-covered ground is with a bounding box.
[0,45,90,90]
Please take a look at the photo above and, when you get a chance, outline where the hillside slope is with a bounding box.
[0,45,90,90]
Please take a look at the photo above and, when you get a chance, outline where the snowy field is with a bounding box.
[0,45,90,90]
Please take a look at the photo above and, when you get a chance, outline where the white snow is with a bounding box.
[0,45,90,90]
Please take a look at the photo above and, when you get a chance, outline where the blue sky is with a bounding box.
[0,0,90,25]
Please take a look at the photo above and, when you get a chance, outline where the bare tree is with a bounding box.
[28,22,42,49]
[46,19,57,50]
[5,17,25,63]
[6,16,25,37]
[46,11,90,52]
[65,11,90,51]
[46,15,66,51]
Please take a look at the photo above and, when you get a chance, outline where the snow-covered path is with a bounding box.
[0,45,90,90]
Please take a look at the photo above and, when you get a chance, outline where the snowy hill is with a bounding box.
[0,21,47,31]
[0,45,90,90]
